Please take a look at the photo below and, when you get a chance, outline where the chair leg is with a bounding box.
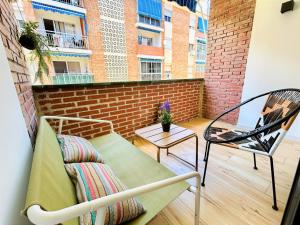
[253,153,258,170]
[270,156,278,210]
[203,141,208,162]
[201,142,211,187]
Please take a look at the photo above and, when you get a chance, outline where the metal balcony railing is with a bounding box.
[52,0,84,7]
[52,73,94,84]
[42,31,89,49]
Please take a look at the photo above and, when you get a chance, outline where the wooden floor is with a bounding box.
[133,118,300,225]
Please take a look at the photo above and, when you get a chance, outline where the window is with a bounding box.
[140,60,162,81]
[43,19,75,34]
[196,63,205,73]
[164,15,171,22]
[196,39,207,62]
[138,36,153,46]
[189,44,194,52]
[53,61,81,74]
[139,15,161,27]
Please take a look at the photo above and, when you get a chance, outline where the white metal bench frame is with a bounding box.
[27,116,201,225]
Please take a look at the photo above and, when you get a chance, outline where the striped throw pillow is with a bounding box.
[57,135,104,163]
[65,163,145,225]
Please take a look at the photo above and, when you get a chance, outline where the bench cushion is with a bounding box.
[90,133,189,225]
[57,134,105,163]
[65,163,145,225]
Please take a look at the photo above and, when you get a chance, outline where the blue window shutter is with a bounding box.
[138,0,162,21]
[198,17,208,33]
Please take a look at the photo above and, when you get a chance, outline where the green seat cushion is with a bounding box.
[89,133,189,225]
[24,118,78,225]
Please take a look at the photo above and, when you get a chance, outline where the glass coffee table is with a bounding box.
[134,123,199,171]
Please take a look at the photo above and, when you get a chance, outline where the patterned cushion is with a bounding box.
[57,135,104,163]
[65,163,145,225]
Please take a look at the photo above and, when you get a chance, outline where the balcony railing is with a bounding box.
[140,73,161,81]
[42,31,89,49]
[52,73,94,84]
[52,0,84,7]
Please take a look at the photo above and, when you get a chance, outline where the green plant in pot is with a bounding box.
[158,101,172,132]
[19,21,50,82]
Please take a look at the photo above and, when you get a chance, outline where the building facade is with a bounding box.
[15,0,208,84]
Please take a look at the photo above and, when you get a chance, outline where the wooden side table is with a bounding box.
[134,123,199,171]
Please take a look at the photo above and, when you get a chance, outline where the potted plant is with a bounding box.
[158,101,172,132]
[19,21,50,82]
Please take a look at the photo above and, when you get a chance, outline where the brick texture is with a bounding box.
[33,79,204,139]
[172,6,189,79]
[0,0,38,143]
[203,0,256,124]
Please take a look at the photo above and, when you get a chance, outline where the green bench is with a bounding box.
[23,116,201,225]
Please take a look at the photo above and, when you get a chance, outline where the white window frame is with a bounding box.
[139,60,162,81]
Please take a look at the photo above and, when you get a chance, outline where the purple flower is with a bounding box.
[160,101,171,112]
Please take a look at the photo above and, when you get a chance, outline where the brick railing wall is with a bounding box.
[0,0,38,142]
[33,79,204,139]
[204,0,256,124]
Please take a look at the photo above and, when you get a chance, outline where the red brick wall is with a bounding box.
[125,0,139,81]
[33,79,204,139]
[85,0,107,82]
[172,6,189,79]
[0,0,38,142]
[204,0,256,124]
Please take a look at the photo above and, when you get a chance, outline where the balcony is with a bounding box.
[52,73,94,84]
[42,31,89,50]
[52,0,84,8]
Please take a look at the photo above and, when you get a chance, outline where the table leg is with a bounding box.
[157,147,161,163]
[195,135,199,171]
[167,148,169,156]
[132,135,135,145]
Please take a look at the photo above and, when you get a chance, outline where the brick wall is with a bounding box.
[85,0,107,82]
[125,0,139,81]
[172,6,189,79]
[0,0,38,142]
[204,0,256,123]
[33,79,204,139]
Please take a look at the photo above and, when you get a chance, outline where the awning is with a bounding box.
[198,18,208,33]
[168,0,197,12]
[138,0,162,21]
[140,58,162,63]
[32,1,85,18]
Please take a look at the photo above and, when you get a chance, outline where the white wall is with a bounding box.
[238,0,300,140]
[0,37,33,224]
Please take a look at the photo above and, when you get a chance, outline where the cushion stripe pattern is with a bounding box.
[57,135,104,163]
[65,163,145,225]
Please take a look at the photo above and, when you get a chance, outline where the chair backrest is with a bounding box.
[255,89,300,155]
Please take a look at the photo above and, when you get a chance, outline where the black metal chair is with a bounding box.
[202,88,300,210]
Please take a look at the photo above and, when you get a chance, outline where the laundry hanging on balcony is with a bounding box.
[138,0,162,20]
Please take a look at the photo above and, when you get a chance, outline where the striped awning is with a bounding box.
[32,1,85,18]
[138,0,162,20]
[198,18,208,33]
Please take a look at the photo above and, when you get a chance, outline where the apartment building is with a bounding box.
[16,0,208,84]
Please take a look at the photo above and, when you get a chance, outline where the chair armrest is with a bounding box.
[27,171,201,225]
[42,116,114,134]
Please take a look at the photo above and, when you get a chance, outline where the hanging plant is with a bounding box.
[19,21,51,82]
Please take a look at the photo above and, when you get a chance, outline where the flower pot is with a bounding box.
[162,122,171,132]
[19,34,36,50]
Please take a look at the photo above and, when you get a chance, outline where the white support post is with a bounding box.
[58,119,63,134]
[194,174,201,225]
